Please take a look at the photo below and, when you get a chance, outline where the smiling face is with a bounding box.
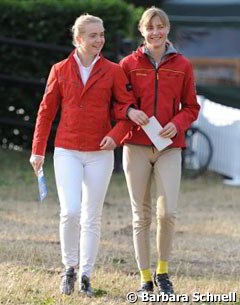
[140,15,169,51]
[76,22,105,57]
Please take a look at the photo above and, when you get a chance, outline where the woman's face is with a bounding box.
[76,22,105,56]
[141,15,169,50]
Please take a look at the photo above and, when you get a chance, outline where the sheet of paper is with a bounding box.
[142,116,173,151]
[38,169,48,202]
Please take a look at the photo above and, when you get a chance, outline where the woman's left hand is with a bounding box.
[159,122,177,138]
[100,136,117,150]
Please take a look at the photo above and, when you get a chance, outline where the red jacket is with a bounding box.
[120,46,200,148]
[32,50,136,155]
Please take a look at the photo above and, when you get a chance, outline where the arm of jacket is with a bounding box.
[170,62,200,134]
[119,57,130,84]
[119,57,139,102]
[32,65,60,156]
[109,64,137,120]
[106,64,137,145]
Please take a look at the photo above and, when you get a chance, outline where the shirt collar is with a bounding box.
[74,49,100,68]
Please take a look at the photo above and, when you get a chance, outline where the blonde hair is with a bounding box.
[71,13,104,47]
[138,6,170,31]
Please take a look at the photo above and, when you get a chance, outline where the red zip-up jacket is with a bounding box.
[32,50,136,156]
[120,45,200,148]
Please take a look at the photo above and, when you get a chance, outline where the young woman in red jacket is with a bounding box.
[120,7,200,295]
[30,14,145,296]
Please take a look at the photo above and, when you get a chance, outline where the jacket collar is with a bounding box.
[68,49,108,98]
[69,49,104,68]
[73,49,101,69]
[134,42,178,63]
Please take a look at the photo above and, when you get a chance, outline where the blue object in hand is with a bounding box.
[38,169,48,201]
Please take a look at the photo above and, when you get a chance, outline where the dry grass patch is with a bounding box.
[0,149,239,304]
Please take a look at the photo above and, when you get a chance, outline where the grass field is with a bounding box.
[0,148,239,305]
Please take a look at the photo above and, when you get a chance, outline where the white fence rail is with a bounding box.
[195,96,240,183]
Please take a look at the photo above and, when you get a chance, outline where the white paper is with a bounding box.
[142,116,173,151]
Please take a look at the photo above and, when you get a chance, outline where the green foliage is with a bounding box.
[0,0,142,151]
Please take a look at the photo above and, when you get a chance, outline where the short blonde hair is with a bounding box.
[71,13,103,46]
[138,6,170,31]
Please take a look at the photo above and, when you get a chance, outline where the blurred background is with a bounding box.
[0,0,240,182]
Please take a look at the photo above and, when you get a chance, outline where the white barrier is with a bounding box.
[195,96,240,185]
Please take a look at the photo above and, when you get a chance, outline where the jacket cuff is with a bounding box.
[123,104,137,118]
[32,142,47,156]
[170,119,182,136]
[107,120,133,146]
[107,130,123,146]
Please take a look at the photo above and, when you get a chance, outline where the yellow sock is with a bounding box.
[140,269,152,283]
[156,260,168,275]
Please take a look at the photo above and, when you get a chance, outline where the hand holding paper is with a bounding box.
[159,122,178,138]
[141,116,173,151]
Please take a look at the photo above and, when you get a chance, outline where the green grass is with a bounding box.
[0,148,239,305]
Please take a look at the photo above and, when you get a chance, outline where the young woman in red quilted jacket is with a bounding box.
[120,7,200,295]
[30,14,146,296]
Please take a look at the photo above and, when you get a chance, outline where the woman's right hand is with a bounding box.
[29,155,45,176]
[127,108,149,126]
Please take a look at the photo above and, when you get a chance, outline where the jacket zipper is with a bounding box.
[154,55,177,116]
[154,66,158,116]
[145,54,177,117]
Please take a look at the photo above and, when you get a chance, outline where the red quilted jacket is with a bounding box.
[120,45,200,148]
[32,50,136,155]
